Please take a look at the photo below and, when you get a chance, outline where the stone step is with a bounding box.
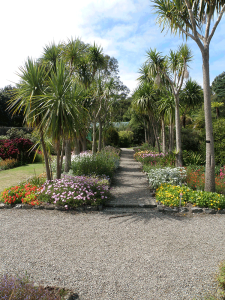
[104,203,157,208]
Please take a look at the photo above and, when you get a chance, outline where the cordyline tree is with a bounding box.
[145,44,192,166]
[151,0,225,191]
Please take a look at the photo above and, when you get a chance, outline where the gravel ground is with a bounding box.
[1,209,225,299]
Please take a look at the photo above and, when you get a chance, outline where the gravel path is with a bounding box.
[1,149,225,299]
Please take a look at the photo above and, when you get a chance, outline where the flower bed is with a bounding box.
[39,175,110,208]
[0,174,110,209]
[156,183,225,210]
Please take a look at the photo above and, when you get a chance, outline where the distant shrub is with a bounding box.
[0,158,18,170]
[119,131,133,147]
[104,126,119,147]
[0,138,35,164]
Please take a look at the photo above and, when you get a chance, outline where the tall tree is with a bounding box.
[9,58,52,180]
[180,78,203,127]
[145,44,192,166]
[152,0,225,190]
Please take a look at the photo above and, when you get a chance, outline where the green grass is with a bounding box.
[0,163,45,192]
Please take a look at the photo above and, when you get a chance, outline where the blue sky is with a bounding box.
[1,0,225,95]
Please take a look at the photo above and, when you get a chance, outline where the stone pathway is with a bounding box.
[105,148,156,211]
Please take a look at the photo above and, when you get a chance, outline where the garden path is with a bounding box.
[105,148,156,211]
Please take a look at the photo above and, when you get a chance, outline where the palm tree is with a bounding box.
[8,58,52,180]
[145,44,192,166]
[135,80,161,153]
[38,61,80,179]
[151,0,225,190]
[180,79,203,127]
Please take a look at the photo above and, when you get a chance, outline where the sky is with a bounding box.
[1,0,225,95]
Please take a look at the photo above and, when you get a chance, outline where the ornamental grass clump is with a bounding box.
[156,183,225,210]
[39,175,110,208]
[147,167,187,189]
[0,273,62,300]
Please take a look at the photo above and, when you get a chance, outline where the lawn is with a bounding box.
[0,163,45,192]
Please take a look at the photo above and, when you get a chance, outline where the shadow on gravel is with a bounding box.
[101,209,192,225]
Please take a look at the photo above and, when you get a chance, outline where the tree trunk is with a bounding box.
[161,118,166,154]
[92,121,97,154]
[182,113,186,128]
[81,132,87,152]
[40,130,51,180]
[74,137,81,155]
[174,94,182,166]
[56,139,61,179]
[169,113,173,153]
[98,118,102,152]
[202,49,215,192]
[64,139,71,173]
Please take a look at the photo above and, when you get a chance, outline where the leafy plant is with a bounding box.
[70,151,119,179]
[183,150,205,166]
[146,167,187,189]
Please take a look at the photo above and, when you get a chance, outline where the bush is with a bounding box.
[146,167,187,189]
[135,150,176,167]
[0,273,63,300]
[0,138,35,164]
[182,150,205,166]
[181,127,202,152]
[118,131,133,147]
[156,183,225,209]
[213,119,225,166]
[39,175,110,208]
[70,151,119,179]
[0,158,18,170]
[104,126,119,147]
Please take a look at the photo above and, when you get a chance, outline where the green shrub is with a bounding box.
[119,131,134,147]
[183,150,205,166]
[213,119,225,166]
[104,126,119,147]
[70,151,119,179]
[181,127,201,152]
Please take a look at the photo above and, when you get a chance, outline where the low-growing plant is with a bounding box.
[134,150,176,167]
[0,158,18,170]
[217,261,225,297]
[156,183,225,209]
[0,273,63,300]
[147,167,187,189]
[39,175,110,208]
[0,183,40,205]
[183,150,205,166]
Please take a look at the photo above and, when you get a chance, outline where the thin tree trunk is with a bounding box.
[64,139,71,173]
[98,118,102,152]
[174,94,182,166]
[56,139,61,179]
[92,121,97,153]
[202,49,215,192]
[161,118,166,154]
[169,113,173,153]
[40,130,51,180]
[74,137,81,155]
